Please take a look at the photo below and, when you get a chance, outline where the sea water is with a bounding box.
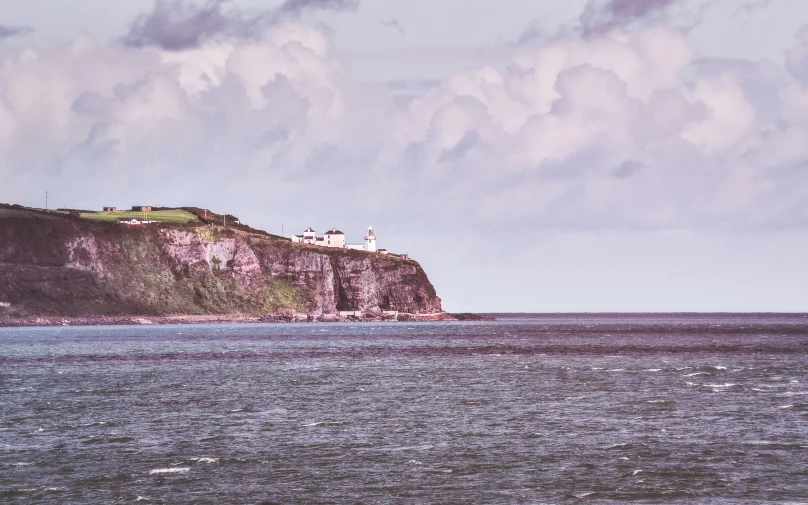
[1,314,807,504]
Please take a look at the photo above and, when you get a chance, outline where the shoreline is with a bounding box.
[0,312,494,328]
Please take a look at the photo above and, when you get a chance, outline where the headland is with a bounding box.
[0,203,480,327]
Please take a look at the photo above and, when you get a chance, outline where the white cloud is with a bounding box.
[1,17,808,235]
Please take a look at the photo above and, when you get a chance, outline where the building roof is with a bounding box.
[304,227,315,233]
[325,229,344,235]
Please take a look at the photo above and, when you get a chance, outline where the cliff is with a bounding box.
[0,207,443,321]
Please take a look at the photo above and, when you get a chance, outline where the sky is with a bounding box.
[1,0,807,312]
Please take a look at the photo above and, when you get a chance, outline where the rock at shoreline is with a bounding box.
[0,311,470,327]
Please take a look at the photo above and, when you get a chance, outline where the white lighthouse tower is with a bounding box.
[364,225,377,252]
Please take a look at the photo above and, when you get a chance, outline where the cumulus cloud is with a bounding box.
[0,25,33,40]
[122,0,359,50]
[276,0,360,16]
[122,0,260,50]
[580,0,679,35]
[786,24,808,84]
[2,10,808,234]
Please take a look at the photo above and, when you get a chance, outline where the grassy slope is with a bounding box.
[80,209,200,224]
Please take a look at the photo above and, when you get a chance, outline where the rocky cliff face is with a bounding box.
[0,208,442,318]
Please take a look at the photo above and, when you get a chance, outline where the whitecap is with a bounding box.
[149,467,190,475]
[632,469,643,476]
[574,491,595,498]
[684,372,709,377]
[599,443,628,450]
[388,444,434,452]
[646,399,669,404]
[777,405,793,409]
[645,369,662,372]
[704,383,738,389]
[196,458,219,464]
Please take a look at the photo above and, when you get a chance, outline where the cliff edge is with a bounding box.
[0,206,443,321]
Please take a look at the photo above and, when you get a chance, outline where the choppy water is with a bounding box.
[1,314,807,504]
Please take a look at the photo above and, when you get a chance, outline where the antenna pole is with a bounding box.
[45,191,48,210]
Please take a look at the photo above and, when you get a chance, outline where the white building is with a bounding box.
[292,226,376,252]
[117,218,154,225]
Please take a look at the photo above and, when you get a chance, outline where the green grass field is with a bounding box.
[80,209,200,224]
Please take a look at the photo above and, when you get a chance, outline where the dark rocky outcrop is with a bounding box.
[0,207,442,320]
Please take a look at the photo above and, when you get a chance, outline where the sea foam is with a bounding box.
[149,467,190,475]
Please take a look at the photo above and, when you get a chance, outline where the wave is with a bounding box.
[599,443,628,450]
[149,467,190,475]
[387,444,434,452]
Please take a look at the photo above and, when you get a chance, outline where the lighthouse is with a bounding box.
[364,225,377,252]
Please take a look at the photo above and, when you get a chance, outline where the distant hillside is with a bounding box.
[0,204,442,320]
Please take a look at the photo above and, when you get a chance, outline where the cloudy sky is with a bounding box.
[1,0,807,312]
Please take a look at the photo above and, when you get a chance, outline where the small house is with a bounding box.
[132,206,152,212]
[118,217,144,225]
[103,206,117,213]
[324,228,345,248]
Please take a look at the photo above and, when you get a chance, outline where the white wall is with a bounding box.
[326,234,345,248]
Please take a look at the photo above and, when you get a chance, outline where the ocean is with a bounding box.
[1,314,807,504]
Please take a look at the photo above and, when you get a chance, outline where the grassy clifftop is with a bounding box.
[79,209,199,224]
